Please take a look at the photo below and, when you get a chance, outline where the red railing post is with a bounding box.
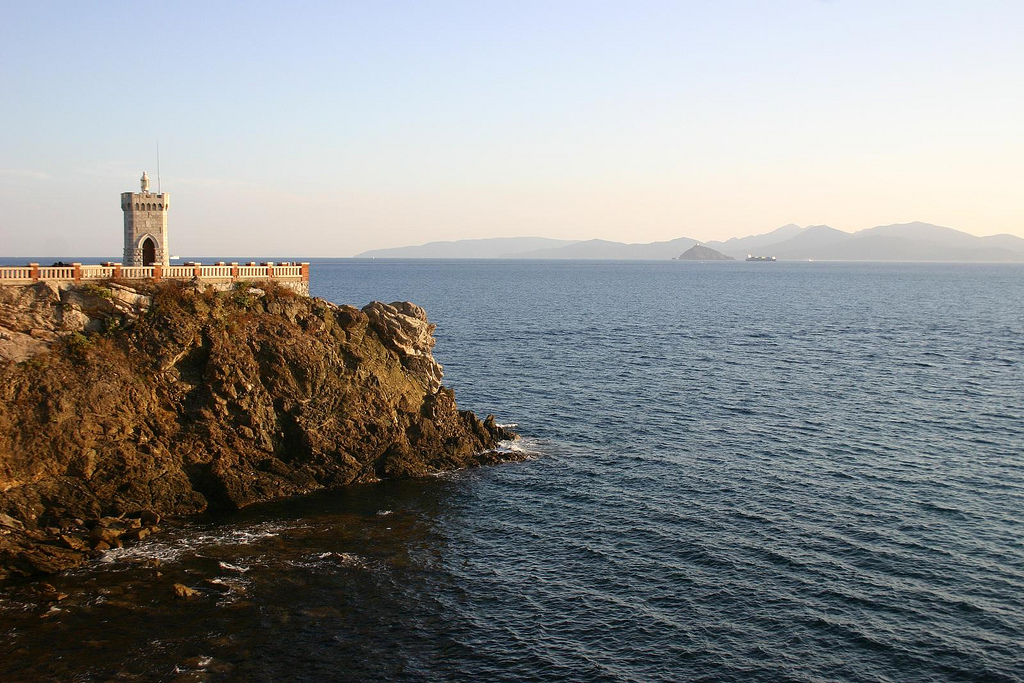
[194,262,202,278]
[72,263,82,283]
[113,263,122,279]
[301,262,310,282]
[266,262,275,280]
[231,262,239,281]
[29,263,40,282]
[153,264,162,280]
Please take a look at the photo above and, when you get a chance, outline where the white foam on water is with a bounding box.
[428,468,464,479]
[495,436,543,458]
[425,437,544,481]
[218,561,250,573]
[376,509,393,516]
[333,552,369,569]
[0,595,38,613]
[172,658,215,675]
[291,551,370,571]
[99,540,186,565]
[98,520,304,566]
[207,576,253,605]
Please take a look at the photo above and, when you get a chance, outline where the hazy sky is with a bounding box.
[1,1,1022,257]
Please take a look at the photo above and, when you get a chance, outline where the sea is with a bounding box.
[1,260,1022,682]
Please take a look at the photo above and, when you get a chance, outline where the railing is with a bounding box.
[0,267,33,282]
[204,265,233,279]
[39,266,75,280]
[162,266,195,278]
[81,266,116,280]
[120,266,151,279]
[0,262,310,285]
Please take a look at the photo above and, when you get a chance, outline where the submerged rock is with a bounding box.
[0,281,518,581]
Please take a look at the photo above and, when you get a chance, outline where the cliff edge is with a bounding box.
[0,281,517,581]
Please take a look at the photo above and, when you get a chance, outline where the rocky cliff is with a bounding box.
[0,281,517,581]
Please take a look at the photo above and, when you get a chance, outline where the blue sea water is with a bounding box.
[2,260,1022,681]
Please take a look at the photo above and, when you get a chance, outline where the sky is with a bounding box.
[1,0,1022,258]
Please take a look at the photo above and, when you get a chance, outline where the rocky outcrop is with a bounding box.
[0,281,517,581]
[0,281,154,363]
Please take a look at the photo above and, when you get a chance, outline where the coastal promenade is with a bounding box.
[0,261,310,294]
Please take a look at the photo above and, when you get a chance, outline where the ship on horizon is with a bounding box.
[746,254,777,262]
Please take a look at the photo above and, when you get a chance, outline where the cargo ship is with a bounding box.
[746,254,777,262]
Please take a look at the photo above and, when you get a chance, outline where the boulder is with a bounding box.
[89,526,123,548]
[172,583,200,599]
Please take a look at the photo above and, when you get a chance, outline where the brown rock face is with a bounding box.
[0,281,517,581]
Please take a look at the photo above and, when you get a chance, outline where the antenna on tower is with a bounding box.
[156,140,162,194]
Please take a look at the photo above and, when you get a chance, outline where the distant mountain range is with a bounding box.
[705,222,1024,262]
[356,223,1024,262]
[355,236,577,259]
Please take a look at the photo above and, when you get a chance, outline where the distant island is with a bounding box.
[356,222,1024,262]
[675,244,733,261]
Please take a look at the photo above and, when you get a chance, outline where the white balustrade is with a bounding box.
[2,262,308,285]
[202,266,233,278]
[81,267,115,279]
[120,266,152,279]
[163,266,194,278]
[38,267,74,280]
[0,267,33,281]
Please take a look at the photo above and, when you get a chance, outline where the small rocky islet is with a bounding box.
[0,280,519,583]
[675,244,734,261]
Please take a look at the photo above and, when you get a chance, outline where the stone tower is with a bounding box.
[121,171,170,267]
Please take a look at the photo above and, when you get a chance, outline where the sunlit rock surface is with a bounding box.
[0,281,517,580]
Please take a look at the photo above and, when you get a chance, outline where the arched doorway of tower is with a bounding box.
[142,238,156,266]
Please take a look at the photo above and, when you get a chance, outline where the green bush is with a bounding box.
[80,283,113,300]
[62,332,92,361]
[103,316,123,336]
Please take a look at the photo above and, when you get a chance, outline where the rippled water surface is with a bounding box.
[2,260,1022,681]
